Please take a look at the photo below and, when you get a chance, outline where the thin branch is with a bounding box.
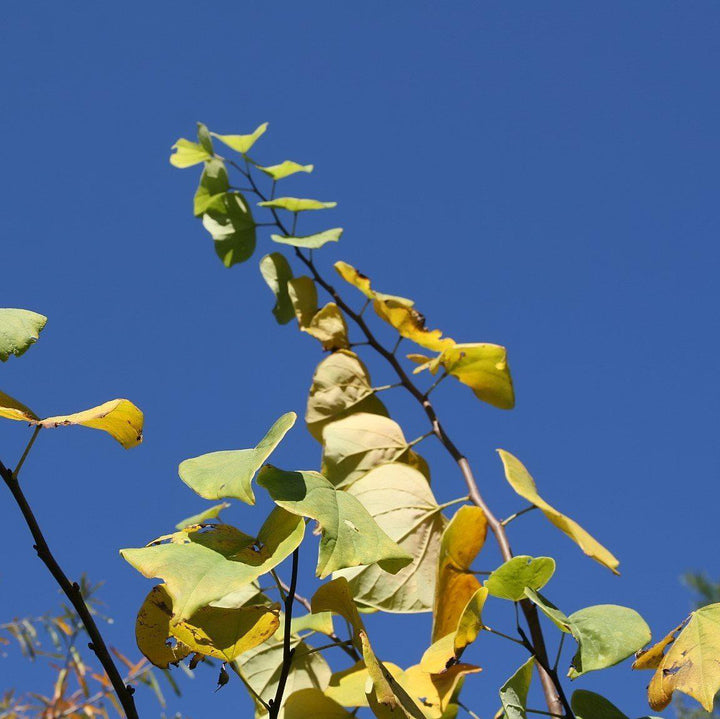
[502,505,538,527]
[458,700,482,719]
[553,632,566,672]
[372,382,403,392]
[408,430,434,447]
[269,570,287,602]
[230,662,271,712]
[483,626,525,646]
[301,639,354,656]
[527,710,565,718]
[0,459,139,719]
[424,371,448,397]
[14,425,41,478]
[391,335,403,355]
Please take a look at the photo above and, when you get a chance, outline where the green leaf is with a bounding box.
[571,690,660,719]
[0,309,48,361]
[233,637,331,718]
[211,123,268,154]
[271,228,343,249]
[257,466,412,578]
[179,412,296,504]
[175,502,230,530]
[120,508,305,621]
[305,350,388,442]
[259,253,295,325]
[634,603,720,711]
[259,197,337,212]
[194,158,229,216]
[170,138,211,168]
[523,590,650,678]
[485,556,556,601]
[334,463,447,613]
[498,450,620,574]
[257,161,314,180]
[196,122,214,155]
[202,193,257,267]
[320,413,410,489]
[499,657,535,719]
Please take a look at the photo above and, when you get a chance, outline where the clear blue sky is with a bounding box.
[2,2,719,717]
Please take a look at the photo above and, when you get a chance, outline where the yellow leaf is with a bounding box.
[634,606,720,712]
[135,585,191,669]
[283,689,354,719]
[0,394,144,449]
[311,577,366,649]
[497,450,619,574]
[633,623,684,670]
[403,663,482,719]
[211,123,268,154]
[431,506,488,643]
[169,138,211,168]
[288,277,349,351]
[259,197,337,212]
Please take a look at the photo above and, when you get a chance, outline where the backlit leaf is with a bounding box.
[272,228,343,249]
[284,689,354,719]
[305,350,388,442]
[485,556,556,601]
[287,277,349,350]
[194,158,229,216]
[178,412,296,504]
[0,309,47,361]
[570,690,660,719]
[211,123,268,154]
[260,253,295,325]
[0,394,143,449]
[202,192,256,267]
[431,506,488,643]
[634,604,720,711]
[498,450,619,573]
[175,502,230,530]
[196,122,214,154]
[170,138,211,168]
[499,657,534,719]
[259,197,337,212]
[334,463,447,613]
[403,663,481,719]
[258,466,412,578]
[121,508,305,620]
[311,577,366,648]
[321,413,410,489]
[257,161,314,181]
[135,585,190,669]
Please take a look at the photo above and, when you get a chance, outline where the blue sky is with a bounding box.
[1,2,719,717]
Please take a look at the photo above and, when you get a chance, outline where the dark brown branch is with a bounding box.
[0,458,139,719]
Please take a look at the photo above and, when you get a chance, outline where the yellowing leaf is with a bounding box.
[121,509,304,621]
[632,624,683,670]
[0,309,47,362]
[272,228,343,249]
[634,604,720,711]
[284,689,354,719]
[498,450,619,573]
[431,506,488,643]
[321,413,410,489]
[334,262,453,353]
[334,463,447,613]
[403,663,482,719]
[257,466,412,578]
[259,197,337,212]
[260,252,295,325]
[135,585,190,669]
[305,350,388,442]
[170,138,211,168]
[0,390,39,422]
[311,577,366,648]
[257,161,314,181]
[287,277,349,350]
[178,412,296,504]
[437,344,514,410]
[175,502,230,530]
[211,123,268,154]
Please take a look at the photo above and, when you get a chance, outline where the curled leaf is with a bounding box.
[260,252,295,325]
[259,197,337,212]
[272,228,343,249]
[287,277,349,350]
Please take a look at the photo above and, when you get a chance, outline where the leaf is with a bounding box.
[202,192,256,267]
[523,590,650,678]
[421,588,488,674]
[233,637,331,718]
[289,611,335,637]
[321,413,410,489]
[283,689,354,719]
[257,466,412,578]
[120,508,305,620]
[170,138,211,168]
[485,556,556,601]
[178,412,296,504]
[499,657,535,719]
[259,197,337,212]
[570,690,660,719]
[287,277,349,350]
[175,502,230,530]
[196,122,214,154]
[0,309,47,361]
[334,463,447,613]
[436,344,515,410]
[334,262,453,352]
[272,228,343,249]
[311,577,366,648]
[257,161,314,181]
[134,585,190,669]
[259,253,295,325]
[403,663,482,719]
[431,506,488,643]
[305,350,388,442]
[634,604,720,711]
[498,450,619,573]
[194,158,229,216]
[211,123,268,154]
[0,394,144,449]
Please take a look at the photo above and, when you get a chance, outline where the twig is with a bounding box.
[483,626,525,646]
[14,425,41,478]
[502,505,538,526]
